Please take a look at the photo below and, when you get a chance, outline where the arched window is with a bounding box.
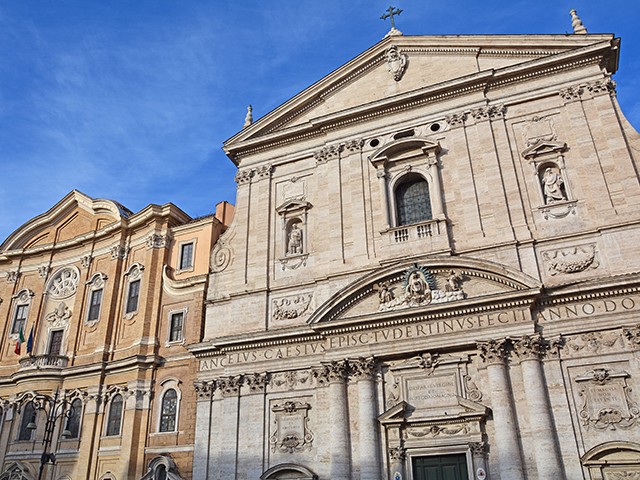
[65,398,83,438]
[18,402,35,441]
[159,389,177,432]
[106,394,123,436]
[395,177,432,226]
[154,465,167,480]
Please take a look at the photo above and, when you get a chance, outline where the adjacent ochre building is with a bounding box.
[190,19,640,480]
[0,191,232,480]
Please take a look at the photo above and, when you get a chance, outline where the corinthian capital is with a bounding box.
[351,357,376,380]
[512,334,546,360]
[477,338,509,364]
[313,360,349,384]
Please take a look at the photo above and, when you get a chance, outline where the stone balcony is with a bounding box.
[381,218,451,256]
[19,354,68,370]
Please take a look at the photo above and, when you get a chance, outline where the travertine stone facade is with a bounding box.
[191,29,640,480]
[0,191,232,480]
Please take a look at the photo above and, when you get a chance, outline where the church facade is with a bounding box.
[190,21,640,480]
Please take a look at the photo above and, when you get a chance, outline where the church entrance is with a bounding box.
[412,454,468,480]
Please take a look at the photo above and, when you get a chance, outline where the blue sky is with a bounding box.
[1,1,639,244]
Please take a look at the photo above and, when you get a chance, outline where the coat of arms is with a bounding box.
[385,45,407,81]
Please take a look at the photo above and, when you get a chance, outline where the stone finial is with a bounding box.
[570,9,587,34]
[243,105,253,128]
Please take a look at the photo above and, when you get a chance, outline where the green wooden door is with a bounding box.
[412,454,468,480]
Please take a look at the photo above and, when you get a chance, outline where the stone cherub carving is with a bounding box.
[374,281,394,305]
[287,223,302,255]
[542,167,566,203]
[444,270,462,292]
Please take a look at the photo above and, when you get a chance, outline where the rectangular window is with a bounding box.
[11,305,28,335]
[169,312,183,342]
[179,243,194,270]
[88,289,103,321]
[126,280,140,314]
[49,330,63,356]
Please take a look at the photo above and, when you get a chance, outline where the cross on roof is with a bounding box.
[380,6,403,29]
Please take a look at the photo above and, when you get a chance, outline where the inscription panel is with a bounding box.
[406,374,458,410]
[200,307,530,371]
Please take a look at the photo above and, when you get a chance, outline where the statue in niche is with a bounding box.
[541,167,566,203]
[287,223,302,255]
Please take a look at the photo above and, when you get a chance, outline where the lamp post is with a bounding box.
[26,390,74,480]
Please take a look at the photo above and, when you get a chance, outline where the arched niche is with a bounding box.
[260,463,317,480]
[581,441,640,479]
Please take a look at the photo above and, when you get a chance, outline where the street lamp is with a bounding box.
[26,390,75,480]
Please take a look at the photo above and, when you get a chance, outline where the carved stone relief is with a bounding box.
[45,302,72,328]
[110,245,128,260]
[377,265,464,312]
[314,144,341,164]
[445,112,466,128]
[576,368,639,430]
[272,293,313,322]
[244,373,269,393]
[216,376,242,397]
[269,370,312,391]
[6,271,19,284]
[564,331,620,356]
[542,244,599,276]
[38,266,51,279]
[385,45,407,81]
[146,233,171,250]
[464,375,483,402]
[523,116,558,147]
[80,255,92,269]
[270,401,314,454]
[235,169,253,184]
[47,267,80,298]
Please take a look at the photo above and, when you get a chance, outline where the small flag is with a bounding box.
[14,328,25,355]
[26,327,34,355]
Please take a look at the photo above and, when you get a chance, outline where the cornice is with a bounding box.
[224,38,617,164]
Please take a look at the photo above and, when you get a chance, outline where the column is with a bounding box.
[389,446,406,480]
[193,381,215,480]
[372,157,390,229]
[469,442,488,480]
[513,336,564,480]
[216,376,242,480]
[477,339,524,480]
[353,357,381,480]
[318,360,351,480]
[423,148,444,220]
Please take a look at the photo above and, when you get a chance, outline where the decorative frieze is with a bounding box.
[542,244,599,275]
[270,370,312,391]
[407,423,469,437]
[146,233,172,250]
[564,331,620,355]
[272,294,313,322]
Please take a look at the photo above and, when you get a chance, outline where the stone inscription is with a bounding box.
[537,295,639,323]
[407,374,457,409]
[200,307,529,370]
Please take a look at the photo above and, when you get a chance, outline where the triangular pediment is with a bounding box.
[1,190,130,251]
[308,256,541,327]
[224,34,618,164]
[522,140,568,159]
